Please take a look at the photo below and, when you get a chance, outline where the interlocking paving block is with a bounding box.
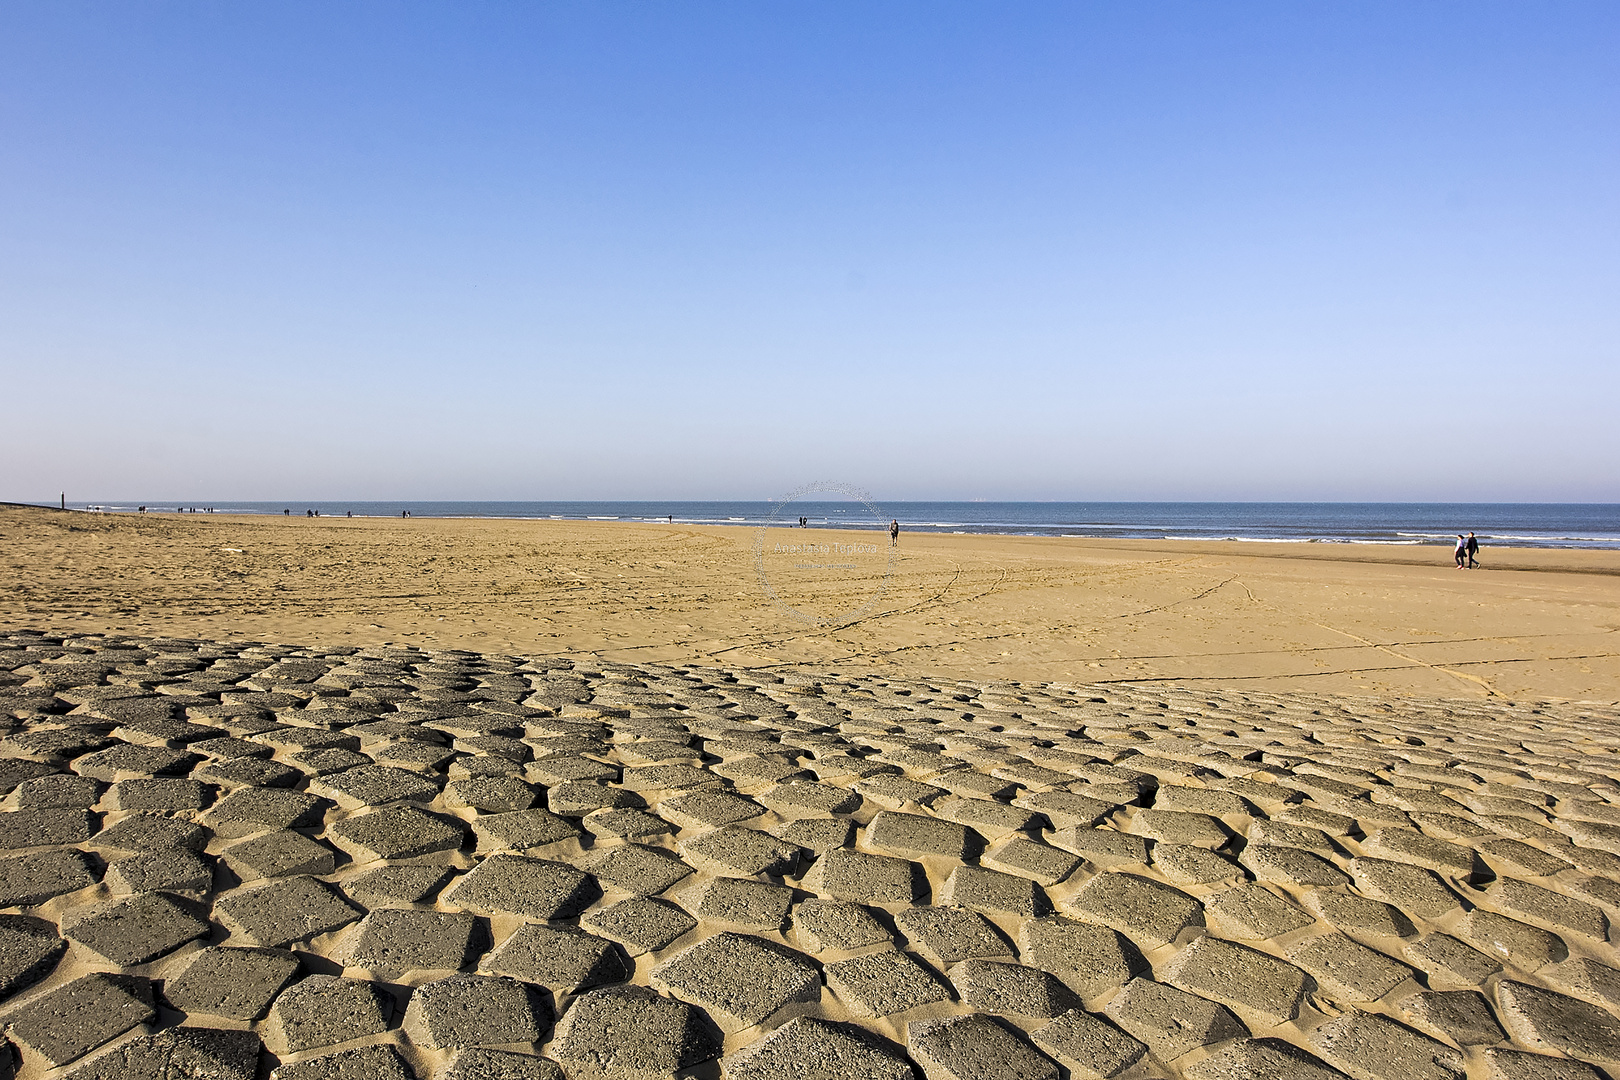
[1362,828,1477,877]
[0,848,100,907]
[1497,980,1620,1066]
[1403,933,1503,988]
[1029,1009,1146,1080]
[1,972,154,1068]
[581,897,697,956]
[1477,838,1574,878]
[906,1013,1059,1080]
[343,863,454,906]
[72,745,198,782]
[93,812,209,853]
[682,828,801,877]
[939,865,1047,917]
[526,756,619,786]
[222,830,335,880]
[855,775,947,810]
[650,932,821,1031]
[445,776,538,812]
[162,946,301,1020]
[1016,916,1138,1000]
[61,1026,262,1080]
[444,1048,564,1080]
[865,811,976,860]
[445,853,598,919]
[981,838,1082,886]
[1047,828,1150,868]
[1103,977,1246,1060]
[657,790,764,829]
[265,974,392,1053]
[1242,844,1351,887]
[1302,890,1415,939]
[268,1044,415,1080]
[894,907,1015,966]
[403,974,550,1050]
[584,807,674,841]
[620,764,726,793]
[1012,790,1113,829]
[1,808,95,848]
[722,1015,916,1080]
[326,806,467,865]
[1347,857,1461,921]
[1155,785,1252,817]
[0,916,65,1002]
[1308,1010,1466,1080]
[1064,872,1201,949]
[948,959,1077,1019]
[61,891,211,965]
[1162,935,1307,1025]
[1544,957,1620,1013]
[1249,818,1337,856]
[586,844,694,896]
[793,900,891,952]
[215,875,362,948]
[1457,910,1566,969]
[1184,1037,1347,1080]
[935,797,1042,840]
[547,781,643,818]
[14,774,102,809]
[1480,1048,1605,1080]
[195,758,303,789]
[806,849,924,905]
[548,985,722,1080]
[1125,809,1231,850]
[339,908,489,975]
[682,876,794,933]
[1489,879,1608,940]
[1397,989,1507,1046]
[1288,933,1415,1001]
[756,781,863,818]
[307,764,439,807]
[482,923,628,991]
[0,761,70,796]
[106,778,208,810]
[469,809,583,854]
[202,787,329,838]
[826,949,949,1017]
[105,847,212,894]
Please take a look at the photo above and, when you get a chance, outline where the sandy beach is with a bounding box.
[3,504,1616,703]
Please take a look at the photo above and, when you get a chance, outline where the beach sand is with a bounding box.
[3,504,1616,703]
[7,505,1620,1077]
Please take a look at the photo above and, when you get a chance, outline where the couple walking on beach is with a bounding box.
[1455,532,1479,569]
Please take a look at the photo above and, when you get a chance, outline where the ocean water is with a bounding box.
[72,501,1620,549]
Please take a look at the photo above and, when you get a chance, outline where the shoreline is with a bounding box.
[5,505,1618,703]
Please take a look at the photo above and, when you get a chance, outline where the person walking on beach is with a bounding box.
[890,519,900,546]
[1466,531,1479,568]
[1454,534,1467,569]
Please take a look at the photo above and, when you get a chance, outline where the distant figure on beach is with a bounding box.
[283,509,289,516]
[890,519,900,546]
[1455,534,1467,568]
[346,511,352,518]
[668,515,673,523]
[1466,531,1479,568]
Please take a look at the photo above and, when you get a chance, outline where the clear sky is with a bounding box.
[2,3,1616,503]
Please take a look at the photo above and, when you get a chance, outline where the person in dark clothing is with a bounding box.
[890,519,900,546]
[1466,532,1479,568]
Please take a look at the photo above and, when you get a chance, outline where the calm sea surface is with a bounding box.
[74,501,1620,549]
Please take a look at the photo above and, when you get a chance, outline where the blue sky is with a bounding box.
[2,3,1616,502]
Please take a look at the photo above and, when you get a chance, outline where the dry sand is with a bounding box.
[4,505,1616,703]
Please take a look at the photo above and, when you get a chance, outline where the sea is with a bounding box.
[69,501,1620,550]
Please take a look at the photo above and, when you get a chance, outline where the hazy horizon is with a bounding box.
[3,3,1616,503]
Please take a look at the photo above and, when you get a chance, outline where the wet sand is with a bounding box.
[3,504,1617,702]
